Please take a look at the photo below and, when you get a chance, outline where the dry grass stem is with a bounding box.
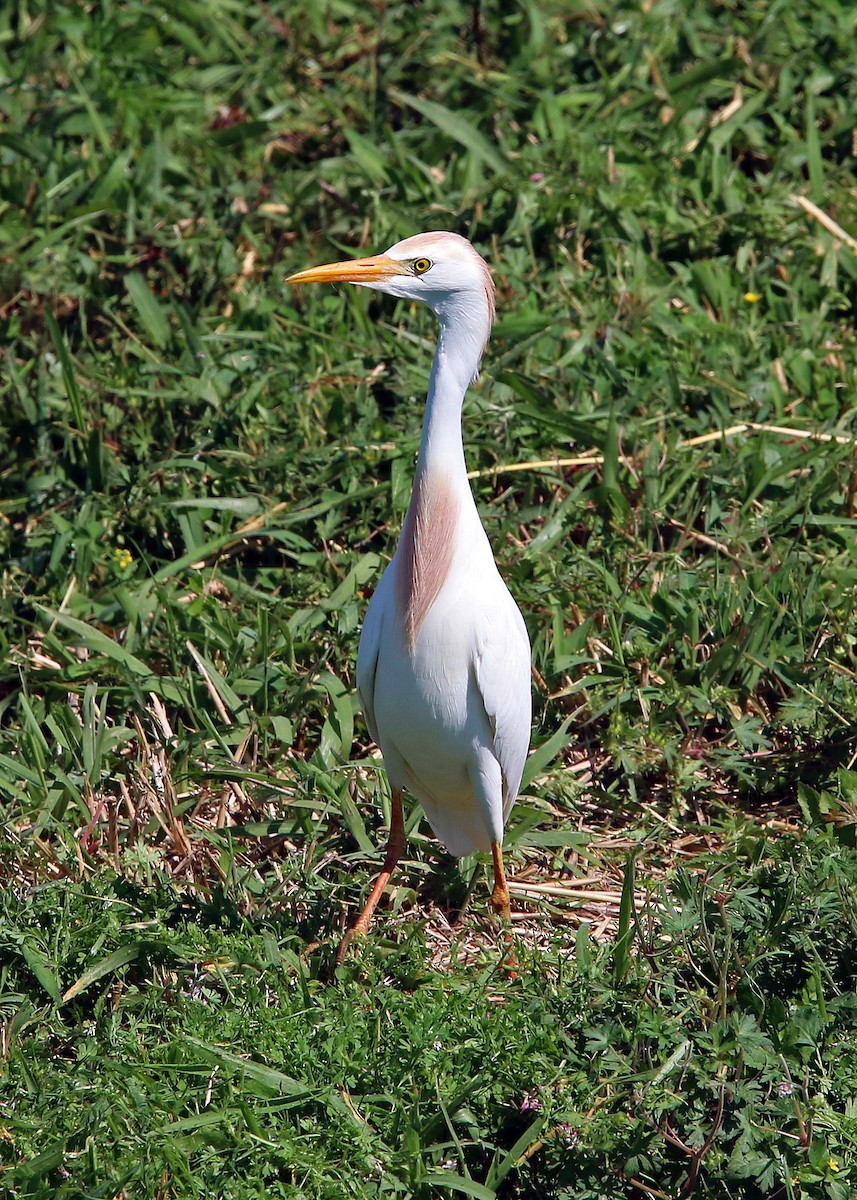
[790,193,857,252]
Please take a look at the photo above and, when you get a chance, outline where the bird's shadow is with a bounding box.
[417,847,485,927]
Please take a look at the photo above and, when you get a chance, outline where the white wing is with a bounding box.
[355,565,395,745]
[472,589,532,818]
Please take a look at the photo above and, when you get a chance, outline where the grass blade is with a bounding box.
[421,1175,496,1199]
[389,89,507,174]
[612,853,636,983]
[125,270,171,347]
[62,945,142,1002]
[44,309,85,434]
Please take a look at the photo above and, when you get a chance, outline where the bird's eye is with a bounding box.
[412,257,432,275]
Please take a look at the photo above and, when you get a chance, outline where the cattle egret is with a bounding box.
[287,232,531,962]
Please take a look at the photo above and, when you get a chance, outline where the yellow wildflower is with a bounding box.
[113,548,133,570]
[743,291,762,303]
[828,1159,839,1172]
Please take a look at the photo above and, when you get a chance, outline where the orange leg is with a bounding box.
[490,841,511,920]
[490,840,517,975]
[336,787,406,965]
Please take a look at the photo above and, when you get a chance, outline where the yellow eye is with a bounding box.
[412,257,432,275]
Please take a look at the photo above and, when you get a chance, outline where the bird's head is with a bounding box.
[287,231,495,332]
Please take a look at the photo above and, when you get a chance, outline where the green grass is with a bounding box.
[2,0,857,1196]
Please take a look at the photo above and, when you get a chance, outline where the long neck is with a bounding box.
[415,302,488,487]
[396,300,490,647]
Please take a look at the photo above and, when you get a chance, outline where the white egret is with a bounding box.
[287,232,532,961]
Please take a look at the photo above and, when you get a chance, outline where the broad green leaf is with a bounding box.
[125,270,171,347]
[183,1036,312,1096]
[422,1175,496,1199]
[20,940,62,1003]
[389,89,507,174]
[522,715,576,790]
[62,944,142,1002]
[38,608,181,701]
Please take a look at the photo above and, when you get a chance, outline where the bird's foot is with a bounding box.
[490,880,512,923]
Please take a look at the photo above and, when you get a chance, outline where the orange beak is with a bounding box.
[286,253,404,287]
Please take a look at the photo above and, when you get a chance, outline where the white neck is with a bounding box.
[415,296,490,487]
[393,291,493,642]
